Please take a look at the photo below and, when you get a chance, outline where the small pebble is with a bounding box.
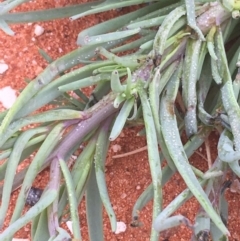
[25,187,43,206]
[115,221,127,234]
[66,221,73,234]
[136,185,141,190]
[112,144,121,153]
[0,86,17,109]
[34,24,45,36]
[0,63,8,74]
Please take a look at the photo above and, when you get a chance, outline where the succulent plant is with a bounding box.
[0,0,240,240]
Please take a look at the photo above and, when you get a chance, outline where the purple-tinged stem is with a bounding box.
[47,192,60,237]
[47,92,118,163]
[47,157,61,236]
[196,2,230,35]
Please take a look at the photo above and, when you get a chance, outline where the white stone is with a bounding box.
[112,144,121,152]
[66,221,73,234]
[0,86,17,109]
[115,221,127,234]
[34,25,44,36]
[0,63,8,74]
